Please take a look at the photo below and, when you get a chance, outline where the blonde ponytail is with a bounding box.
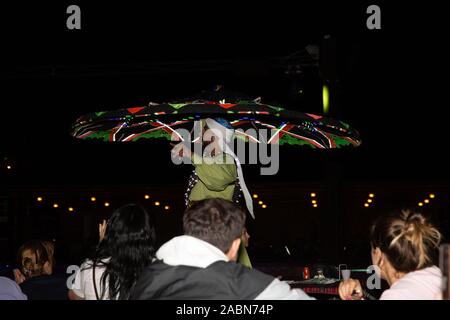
[400,210,441,269]
[371,209,442,273]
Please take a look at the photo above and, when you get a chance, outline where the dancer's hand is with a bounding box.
[171,142,191,160]
[339,278,363,300]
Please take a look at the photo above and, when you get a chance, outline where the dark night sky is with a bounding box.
[1,2,448,185]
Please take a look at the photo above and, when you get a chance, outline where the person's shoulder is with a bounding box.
[0,276,16,285]
[80,258,109,270]
[420,265,442,277]
[79,259,93,269]
[381,266,443,300]
[397,266,442,286]
[150,260,201,275]
[0,277,27,300]
[137,260,187,281]
[2,276,27,292]
[211,261,275,286]
[203,261,276,299]
[405,265,441,275]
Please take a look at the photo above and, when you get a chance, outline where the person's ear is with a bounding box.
[378,250,386,268]
[372,247,382,264]
[226,238,241,261]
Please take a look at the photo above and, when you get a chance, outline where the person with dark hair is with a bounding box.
[131,198,313,300]
[68,204,157,300]
[339,209,443,300]
[15,239,67,300]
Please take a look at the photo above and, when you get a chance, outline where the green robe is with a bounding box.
[237,243,252,268]
[189,153,237,202]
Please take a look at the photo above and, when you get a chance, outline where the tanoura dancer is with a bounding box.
[171,117,253,268]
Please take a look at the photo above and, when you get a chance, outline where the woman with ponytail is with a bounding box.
[339,209,443,300]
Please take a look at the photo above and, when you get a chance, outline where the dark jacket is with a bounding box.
[20,275,68,300]
[131,260,274,300]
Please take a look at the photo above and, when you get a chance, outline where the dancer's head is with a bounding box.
[202,118,234,156]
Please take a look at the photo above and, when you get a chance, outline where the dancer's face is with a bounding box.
[202,132,215,147]
[202,126,222,156]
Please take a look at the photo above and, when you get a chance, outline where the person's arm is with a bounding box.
[68,264,86,300]
[255,279,315,300]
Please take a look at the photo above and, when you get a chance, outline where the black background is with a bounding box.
[0,1,449,272]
